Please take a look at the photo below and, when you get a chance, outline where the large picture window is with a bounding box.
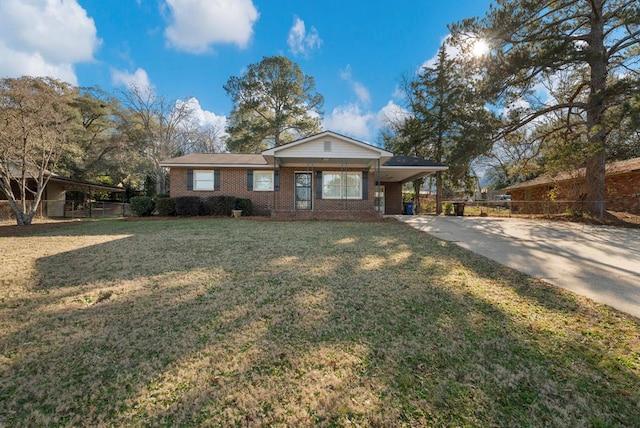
[322,171,362,199]
[253,171,274,191]
[193,170,215,191]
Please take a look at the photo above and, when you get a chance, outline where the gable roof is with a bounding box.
[159,130,448,183]
[504,157,640,191]
[261,131,393,158]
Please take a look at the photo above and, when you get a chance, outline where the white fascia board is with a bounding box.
[159,162,272,168]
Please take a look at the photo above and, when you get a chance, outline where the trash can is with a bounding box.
[453,202,465,216]
[403,202,414,215]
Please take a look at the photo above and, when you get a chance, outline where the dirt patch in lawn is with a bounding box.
[0,218,88,237]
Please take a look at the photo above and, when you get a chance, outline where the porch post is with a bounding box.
[376,158,380,212]
[272,157,278,214]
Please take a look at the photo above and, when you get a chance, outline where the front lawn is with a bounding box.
[0,218,638,426]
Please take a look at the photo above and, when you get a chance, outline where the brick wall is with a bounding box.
[383,182,402,215]
[274,167,376,212]
[509,171,640,214]
[169,168,275,214]
[168,166,387,218]
[607,172,640,213]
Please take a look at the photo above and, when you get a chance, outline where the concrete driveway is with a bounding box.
[397,215,640,319]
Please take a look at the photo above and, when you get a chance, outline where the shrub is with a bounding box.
[130,196,155,217]
[235,198,253,216]
[201,196,223,216]
[174,196,202,216]
[155,198,176,216]
[203,195,237,216]
[217,196,237,216]
[444,202,453,215]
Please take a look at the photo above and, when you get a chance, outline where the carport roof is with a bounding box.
[383,156,446,168]
[380,156,448,184]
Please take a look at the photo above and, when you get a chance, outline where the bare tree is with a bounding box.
[118,85,195,195]
[0,77,78,226]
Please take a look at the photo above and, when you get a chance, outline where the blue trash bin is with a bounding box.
[404,202,414,215]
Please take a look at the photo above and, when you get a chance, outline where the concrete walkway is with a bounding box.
[397,215,640,319]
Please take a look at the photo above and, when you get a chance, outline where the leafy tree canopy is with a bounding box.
[223,56,324,153]
[450,0,640,216]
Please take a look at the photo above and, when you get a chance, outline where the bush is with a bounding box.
[130,196,155,217]
[235,198,253,216]
[155,198,176,216]
[201,196,220,216]
[202,195,237,216]
[444,202,454,215]
[174,196,202,216]
[217,196,237,216]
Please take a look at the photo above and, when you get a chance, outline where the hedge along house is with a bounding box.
[160,131,447,219]
[504,157,640,215]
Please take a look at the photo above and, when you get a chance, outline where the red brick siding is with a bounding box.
[607,172,640,213]
[509,171,640,214]
[383,182,403,215]
[168,166,385,218]
[272,167,378,217]
[169,168,275,214]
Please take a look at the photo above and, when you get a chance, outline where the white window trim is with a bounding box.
[193,170,215,191]
[253,170,274,191]
[322,171,363,200]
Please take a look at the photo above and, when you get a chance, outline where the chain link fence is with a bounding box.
[411,198,606,217]
[0,200,131,221]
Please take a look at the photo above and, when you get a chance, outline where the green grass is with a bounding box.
[0,218,638,426]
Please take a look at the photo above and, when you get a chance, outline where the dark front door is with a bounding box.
[295,172,312,210]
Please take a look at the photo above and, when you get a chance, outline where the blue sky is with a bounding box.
[0,0,493,144]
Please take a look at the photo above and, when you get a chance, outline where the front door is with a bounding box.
[295,172,312,210]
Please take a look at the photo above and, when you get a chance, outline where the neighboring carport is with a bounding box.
[0,173,125,220]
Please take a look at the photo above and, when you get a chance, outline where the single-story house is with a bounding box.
[160,131,448,219]
[0,169,125,219]
[504,157,640,214]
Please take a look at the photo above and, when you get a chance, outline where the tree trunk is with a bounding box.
[412,178,424,214]
[585,0,607,218]
[585,151,606,217]
[435,171,443,215]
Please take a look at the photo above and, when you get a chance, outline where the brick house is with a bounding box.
[160,131,447,219]
[504,157,640,214]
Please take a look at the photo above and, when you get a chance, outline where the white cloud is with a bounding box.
[178,97,228,130]
[287,16,322,57]
[378,101,410,128]
[324,100,411,143]
[111,68,153,93]
[0,0,99,85]
[340,65,371,107]
[323,104,376,140]
[164,0,259,54]
[352,82,371,106]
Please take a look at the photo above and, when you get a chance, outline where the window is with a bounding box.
[194,170,215,191]
[322,171,362,199]
[253,171,274,191]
